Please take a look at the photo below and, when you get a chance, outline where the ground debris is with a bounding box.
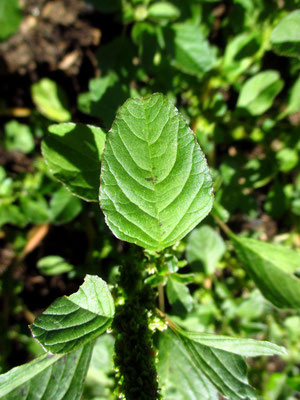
[0,0,101,76]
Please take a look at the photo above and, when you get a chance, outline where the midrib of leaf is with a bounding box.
[143,96,164,245]
[141,98,201,247]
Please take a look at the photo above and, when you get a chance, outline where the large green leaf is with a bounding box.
[31,78,71,122]
[158,330,219,400]
[164,23,216,76]
[0,342,93,400]
[164,329,256,400]
[42,122,106,202]
[186,225,226,274]
[271,10,300,58]
[31,275,115,354]
[180,330,286,357]
[0,0,23,40]
[237,70,283,116]
[231,235,300,309]
[100,93,213,251]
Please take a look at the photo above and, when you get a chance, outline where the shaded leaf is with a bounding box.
[42,122,106,202]
[84,334,115,397]
[164,23,216,76]
[186,225,226,274]
[158,330,219,400]
[0,342,93,400]
[20,195,51,224]
[78,72,129,128]
[50,186,82,224]
[0,203,27,228]
[31,275,115,353]
[231,235,300,309]
[166,275,193,312]
[0,0,23,40]
[271,10,300,58]
[164,329,256,400]
[280,75,300,118]
[237,70,283,116]
[31,78,71,122]
[100,93,213,251]
[222,32,260,81]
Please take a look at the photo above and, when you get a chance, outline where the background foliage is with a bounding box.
[0,0,300,399]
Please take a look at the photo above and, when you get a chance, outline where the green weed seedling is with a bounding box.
[2,93,300,400]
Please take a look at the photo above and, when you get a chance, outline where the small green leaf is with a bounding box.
[20,195,51,224]
[222,32,260,81]
[166,275,194,312]
[0,203,27,228]
[280,75,300,118]
[271,10,300,58]
[31,78,71,122]
[231,235,300,309]
[0,342,93,400]
[276,148,299,172]
[0,0,23,40]
[148,2,180,21]
[164,23,216,76]
[158,330,219,400]
[31,275,115,354]
[4,120,34,154]
[42,122,106,202]
[37,255,74,276]
[100,93,213,251]
[78,72,129,128]
[186,225,226,274]
[237,70,283,115]
[50,186,82,224]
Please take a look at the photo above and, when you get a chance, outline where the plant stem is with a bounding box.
[158,284,165,312]
[112,252,161,400]
[213,214,233,237]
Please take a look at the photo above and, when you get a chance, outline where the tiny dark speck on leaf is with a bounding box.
[145,176,157,184]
